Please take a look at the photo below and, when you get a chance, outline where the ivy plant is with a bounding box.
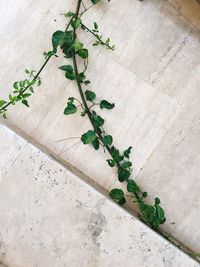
[0,0,165,232]
[2,0,198,260]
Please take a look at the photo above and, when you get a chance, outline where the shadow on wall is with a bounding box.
[168,0,200,31]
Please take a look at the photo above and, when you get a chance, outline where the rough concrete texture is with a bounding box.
[0,124,199,267]
[0,0,200,256]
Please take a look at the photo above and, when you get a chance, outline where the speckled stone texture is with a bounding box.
[0,124,199,267]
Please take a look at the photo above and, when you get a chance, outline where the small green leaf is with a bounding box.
[22,99,29,107]
[94,22,98,30]
[77,72,86,83]
[92,138,99,150]
[127,180,139,193]
[0,100,6,107]
[91,111,104,128]
[61,31,74,58]
[119,197,126,205]
[118,168,130,182]
[107,159,115,167]
[22,93,31,99]
[29,87,34,93]
[64,11,75,17]
[65,72,76,80]
[71,18,82,29]
[109,189,124,201]
[73,42,83,52]
[59,65,73,72]
[91,0,100,4]
[124,146,132,158]
[19,81,25,87]
[13,82,19,90]
[78,48,88,59]
[25,69,30,74]
[52,31,66,53]
[155,197,161,205]
[59,65,76,80]
[100,100,115,110]
[81,130,97,144]
[110,146,123,163]
[64,103,77,115]
[103,135,113,146]
[155,205,166,224]
[143,192,148,198]
[85,90,96,102]
[121,161,132,169]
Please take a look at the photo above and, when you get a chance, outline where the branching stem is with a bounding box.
[81,22,114,51]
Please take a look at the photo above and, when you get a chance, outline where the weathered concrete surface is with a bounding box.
[0,124,199,267]
[0,0,200,255]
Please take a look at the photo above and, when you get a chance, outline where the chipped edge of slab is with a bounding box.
[0,121,199,265]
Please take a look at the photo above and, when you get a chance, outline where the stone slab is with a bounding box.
[0,124,199,267]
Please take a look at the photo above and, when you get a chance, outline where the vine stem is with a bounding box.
[72,49,142,205]
[0,1,81,115]
[80,22,114,51]
[0,56,51,113]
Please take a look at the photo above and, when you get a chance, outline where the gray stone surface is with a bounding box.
[0,124,199,267]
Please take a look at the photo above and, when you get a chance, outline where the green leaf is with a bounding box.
[65,72,76,80]
[59,65,75,80]
[71,18,82,29]
[22,93,31,99]
[109,189,124,201]
[59,65,74,72]
[143,192,148,198]
[110,146,122,163]
[61,31,74,58]
[94,22,98,30]
[103,135,113,146]
[100,100,115,110]
[91,111,104,128]
[64,11,75,17]
[77,72,86,83]
[29,87,34,93]
[107,159,115,167]
[92,138,99,150]
[127,180,139,193]
[73,42,83,52]
[85,90,96,102]
[124,146,132,158]
[155,197,161,205]
[91,0,101,4]
[19,81,25,87]
[155,205,166,224]
[121,161,132,169]
[52,31,66,53]
[78,48,88,59]
[81,130,97,144]
[13,82,19,90]
[119,197,126,205]
[118,168,130,182]
[0,100,6,107]
[22,99,29,107]
[25,69,30,74]
[64,103,77,115]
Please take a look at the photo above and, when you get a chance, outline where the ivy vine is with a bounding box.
[2,0,199,260]
[0,0,166,232]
